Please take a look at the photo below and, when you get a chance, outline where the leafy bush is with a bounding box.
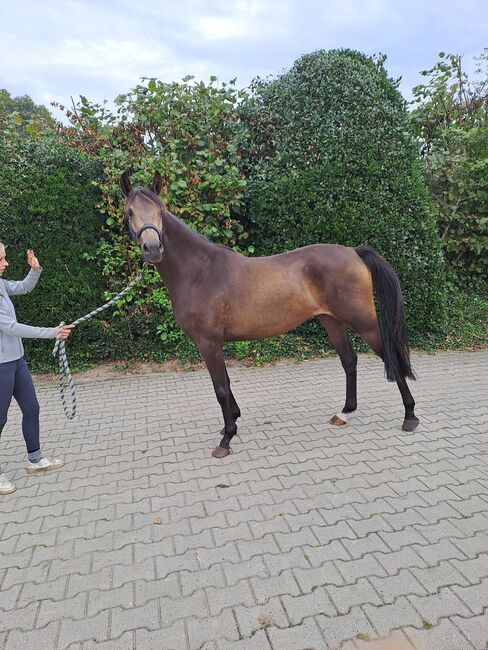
[50,78,251,363]
[240,49,447,338]
[411,51,488,290]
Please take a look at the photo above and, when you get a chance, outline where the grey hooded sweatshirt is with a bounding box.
[0,269,55,363]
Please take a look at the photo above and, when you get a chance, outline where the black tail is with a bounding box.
[355,245,415,382]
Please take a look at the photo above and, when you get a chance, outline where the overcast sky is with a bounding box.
[1,0,486,116]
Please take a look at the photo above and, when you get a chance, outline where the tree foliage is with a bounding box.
[411,51,488,289]
[0,88,52,138]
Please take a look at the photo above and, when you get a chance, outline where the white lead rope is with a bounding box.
[52,274,143,420]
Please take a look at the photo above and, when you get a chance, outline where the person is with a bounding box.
[0,243,74,495]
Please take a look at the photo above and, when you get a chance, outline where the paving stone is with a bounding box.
[412,538,467,564]
[5,621,59,650]
[405,618,475,650]
[66,568,112,598]
[0,583,22,610]
[282,587,336,623]
[0,602,38,633]
[250,570,300,604]
[135,622,187,649]
[186,609,240,649]
[369,569,427,604]
[267,617,325,649]
[363,596,421,635]
[58,611,110,649]
[197,541,240,569]
[410,561,470,593]
[408,586,472,622]
[316,607,377,647]
[233,596,288,638]
[451,553,488,583]
[206,580,256,615]
[452,611,488,648]
[375,547,426,573]
[159,590,209,627]
[293,563,344,593]
[451,577,488,614]
[37,592,87,627]
[87,583,134,616]
[111,599,160,637]
[335,555,387,584]
[215,629,272,649]
[223,556,268,585]
[82,631,134,649]
[327,577,383,613]
[354,629,417,650]
[237,534,280,560]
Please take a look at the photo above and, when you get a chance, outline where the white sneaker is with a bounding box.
[0,473,16,494]
[26,457,65,474]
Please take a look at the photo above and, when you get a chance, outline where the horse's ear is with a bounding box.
[120,171,132,197]
[149,171,163,195]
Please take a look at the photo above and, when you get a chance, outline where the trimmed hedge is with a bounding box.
[240,49,447,339]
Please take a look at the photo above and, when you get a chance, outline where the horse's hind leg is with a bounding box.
[226,368,241,421]
[318,315,357,426]
[197,339,238,458]
[357,321,419,432]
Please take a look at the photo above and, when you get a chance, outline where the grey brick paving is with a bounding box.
[0,350,488,649]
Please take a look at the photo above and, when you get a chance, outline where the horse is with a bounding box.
[120,171,418,458]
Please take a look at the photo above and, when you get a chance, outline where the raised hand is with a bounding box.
[26,249,41,272]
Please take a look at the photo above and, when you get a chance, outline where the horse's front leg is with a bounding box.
[198,340,239,458]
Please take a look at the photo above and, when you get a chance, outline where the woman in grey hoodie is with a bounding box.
[0,243,74,495]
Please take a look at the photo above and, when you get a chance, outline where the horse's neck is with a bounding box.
[156,211,215,292]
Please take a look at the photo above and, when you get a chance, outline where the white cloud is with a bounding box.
[189,0,289,40]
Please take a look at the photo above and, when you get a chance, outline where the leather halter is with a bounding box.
[128,222,164,246]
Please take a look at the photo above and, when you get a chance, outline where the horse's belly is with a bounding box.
[224,301,317,341]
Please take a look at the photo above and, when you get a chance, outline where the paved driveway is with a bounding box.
[0,350,487,649]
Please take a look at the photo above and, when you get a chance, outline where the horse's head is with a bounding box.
[120,171,165,264]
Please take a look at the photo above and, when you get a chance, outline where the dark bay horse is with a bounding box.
[120,172,418,458]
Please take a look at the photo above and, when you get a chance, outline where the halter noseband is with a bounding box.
[128,222,164,246]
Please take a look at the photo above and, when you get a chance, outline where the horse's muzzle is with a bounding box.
[141,241,164,263]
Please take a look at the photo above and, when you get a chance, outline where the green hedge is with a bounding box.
[0,137,168,370]
[240,49,447,339]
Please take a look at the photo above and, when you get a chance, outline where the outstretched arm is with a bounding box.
[0,306,75,340]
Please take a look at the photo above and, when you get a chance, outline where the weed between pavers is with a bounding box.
[258,615,276,628]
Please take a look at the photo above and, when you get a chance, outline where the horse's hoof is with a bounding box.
[402,417,419,432]
[329,414,347,426]
[212,446,231,459]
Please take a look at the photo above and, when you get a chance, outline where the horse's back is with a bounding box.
[218,243,374,340]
